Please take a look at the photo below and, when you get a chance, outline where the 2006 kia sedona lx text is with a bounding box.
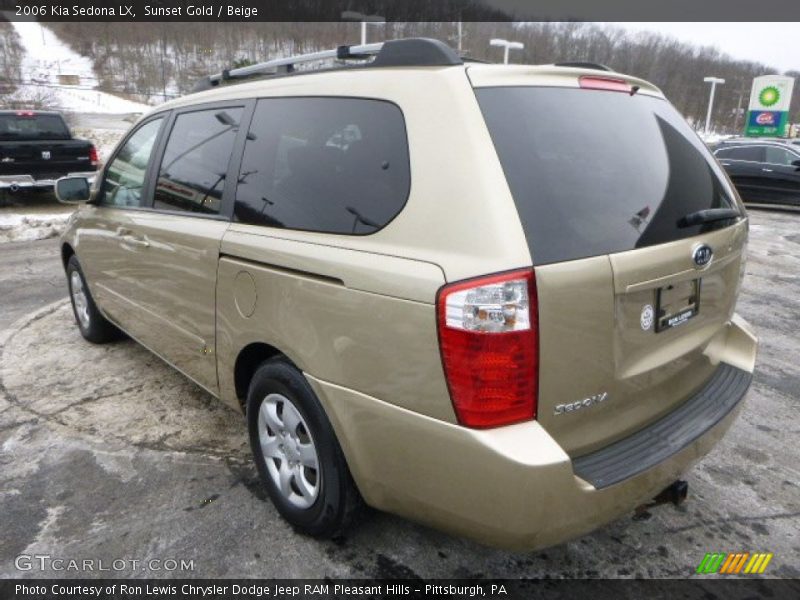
[57,38,757,550]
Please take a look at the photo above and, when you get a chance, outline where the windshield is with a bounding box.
[0,114,71,141]
[476,87,739,265]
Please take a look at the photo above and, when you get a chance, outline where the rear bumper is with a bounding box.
[0,172,96,191]
[307,316,756,550]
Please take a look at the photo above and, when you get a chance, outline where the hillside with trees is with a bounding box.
[0,21,23,94]
[11,22,800,132]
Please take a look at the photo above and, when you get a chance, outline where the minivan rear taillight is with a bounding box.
[437,269,538,428]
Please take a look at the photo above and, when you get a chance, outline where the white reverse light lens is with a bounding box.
[445,278,530,332]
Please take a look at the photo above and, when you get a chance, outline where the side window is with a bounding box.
[765,146,797,166]
[154,107,243,215]
[725,146,765,162]
[234,97,410,235]
[101,118,163,207]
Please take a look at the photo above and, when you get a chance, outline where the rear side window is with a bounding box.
[717,146,765,161]
[476,87,739,265]
[154,107,243,215]
[765,146,798,166]
[234,98,410,235]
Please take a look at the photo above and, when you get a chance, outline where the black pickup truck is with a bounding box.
[0,110,98,204]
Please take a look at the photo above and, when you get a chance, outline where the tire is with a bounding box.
[66,255,122,343]
[247,358,361,537]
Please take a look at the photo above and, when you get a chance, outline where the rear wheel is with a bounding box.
[247,358,361,537]
[66,255,121,343]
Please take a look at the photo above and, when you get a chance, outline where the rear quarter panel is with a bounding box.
[216,239,455,422]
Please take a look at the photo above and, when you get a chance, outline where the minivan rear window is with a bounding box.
[476,87,739,265]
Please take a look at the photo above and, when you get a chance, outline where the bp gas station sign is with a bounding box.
[745,75,795,137]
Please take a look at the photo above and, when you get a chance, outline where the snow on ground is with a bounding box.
[0,206,74,244]
[6,21,149,114]
[71,127,127,162]
[698,132,735,145]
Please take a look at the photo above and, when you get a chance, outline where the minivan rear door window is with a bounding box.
[475,87,740,265]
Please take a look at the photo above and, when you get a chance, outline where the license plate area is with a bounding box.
[655,279,700,332]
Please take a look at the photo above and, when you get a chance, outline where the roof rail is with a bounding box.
[193,38,462,92]
[554,61,614,72]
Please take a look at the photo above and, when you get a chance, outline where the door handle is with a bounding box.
[761,168,773,172]
[121,234,150,248]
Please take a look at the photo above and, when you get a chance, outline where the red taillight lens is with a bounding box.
[437,269,538,429]
[88,145,99,166]
[579,75,632,93]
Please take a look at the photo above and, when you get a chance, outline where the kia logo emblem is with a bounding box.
[693,244,713,268]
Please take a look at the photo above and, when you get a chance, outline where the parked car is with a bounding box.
[713,139,800,207]
[57,38,757,550]
[0,110,99,205]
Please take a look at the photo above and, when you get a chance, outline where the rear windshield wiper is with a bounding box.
[678,208,740,228]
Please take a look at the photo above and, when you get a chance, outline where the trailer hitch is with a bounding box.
[634,480,688,519]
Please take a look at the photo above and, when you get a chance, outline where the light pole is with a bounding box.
[703,77,726,134]
[490,38,524,64]
[341,11,385,45]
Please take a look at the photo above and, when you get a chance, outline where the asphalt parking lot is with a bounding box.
[0,206,798,579]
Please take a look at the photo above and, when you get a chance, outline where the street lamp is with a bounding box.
[490,38,524,64]
[703,76,726,134]
[341,11,385,46]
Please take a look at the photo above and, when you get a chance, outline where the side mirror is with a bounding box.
[792,159,800,169]
[55,177,91,204]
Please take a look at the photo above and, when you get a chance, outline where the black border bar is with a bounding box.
[2,579,800,600]
[3,0,800,22]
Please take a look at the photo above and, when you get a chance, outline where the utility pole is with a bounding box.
[490,38,524,64]
[703,77,726,134]
[341,11,385,46]
[733,85,747,134]
[457,21,463,53]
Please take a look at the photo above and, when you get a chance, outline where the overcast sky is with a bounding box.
[611,22,799,73]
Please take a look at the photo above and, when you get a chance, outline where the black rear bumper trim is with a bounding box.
[572,363,752,489]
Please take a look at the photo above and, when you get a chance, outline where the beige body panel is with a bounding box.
[306,333,750,550]
[73,205,225,393]
[215,250,454,421]
[536,220,750,455]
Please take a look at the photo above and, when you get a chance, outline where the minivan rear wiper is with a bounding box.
[677,208,740,228]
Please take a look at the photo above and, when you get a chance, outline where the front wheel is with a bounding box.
[66,255,122,343]
[247,358,361,537]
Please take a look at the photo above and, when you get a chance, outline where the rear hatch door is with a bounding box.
[473,78,747,456]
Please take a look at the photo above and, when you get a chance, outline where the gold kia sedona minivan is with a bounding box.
[57,38,757,550]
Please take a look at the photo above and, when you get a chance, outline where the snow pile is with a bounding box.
[0,210,73,244]
[6,21,149,114]
[71,127,126,161]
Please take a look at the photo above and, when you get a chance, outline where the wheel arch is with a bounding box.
[61,242,75,271]
[234,341,292,411]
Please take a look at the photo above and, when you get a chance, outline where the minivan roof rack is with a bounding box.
[194,38,462,92]
[554,61,614,72]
